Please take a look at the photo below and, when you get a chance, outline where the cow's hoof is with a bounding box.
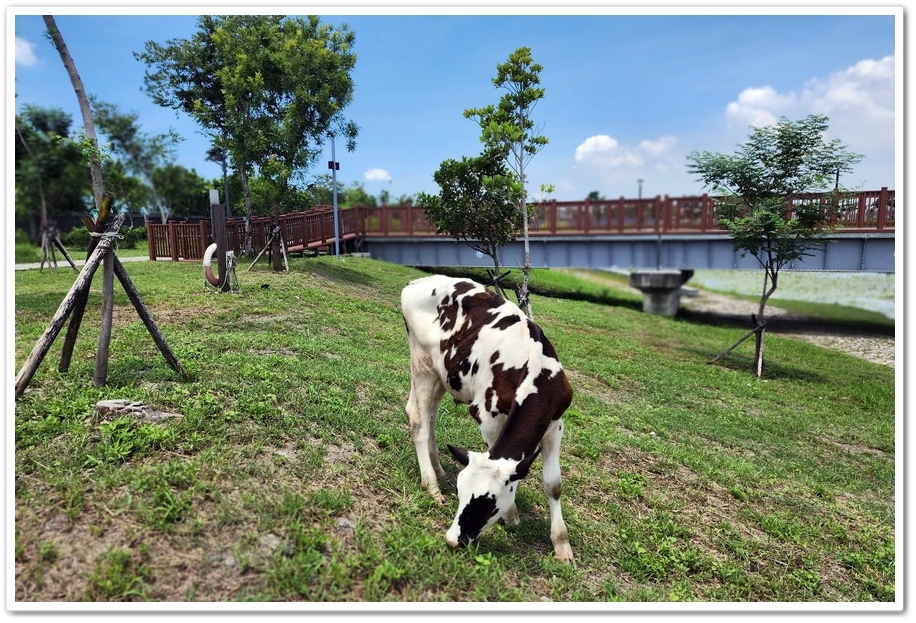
[553,546,574,563]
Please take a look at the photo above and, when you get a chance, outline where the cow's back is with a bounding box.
[401,275,561,409]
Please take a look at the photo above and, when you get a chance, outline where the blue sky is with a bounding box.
[10,5,900,206]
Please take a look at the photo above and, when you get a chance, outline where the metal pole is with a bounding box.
[330,136,340,257]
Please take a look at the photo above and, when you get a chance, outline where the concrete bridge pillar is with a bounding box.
[629,269,695,317]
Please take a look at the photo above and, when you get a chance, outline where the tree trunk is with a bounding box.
[94,250,115,387]
[271,197,283,272]
[43,15,105,211]
[752,266,779,378]
[241,167,254,257]
[516,109,533,320]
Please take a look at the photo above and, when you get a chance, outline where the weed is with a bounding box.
[85,549,151,601]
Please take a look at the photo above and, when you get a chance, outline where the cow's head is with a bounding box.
[444,444,541,548]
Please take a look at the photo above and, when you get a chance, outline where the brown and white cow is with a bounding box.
[400,274,574,562]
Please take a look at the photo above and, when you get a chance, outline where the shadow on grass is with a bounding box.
[696,350,831,382]
[418,266,644,312]
[304,261,377,286]
[679,308,894,338]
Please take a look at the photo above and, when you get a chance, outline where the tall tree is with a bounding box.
[136,15,359,264]
[42,15,104,211]
[688,114,862,377]
[464,47,548,318]
[417,150,523,282]
[91,98,182,223]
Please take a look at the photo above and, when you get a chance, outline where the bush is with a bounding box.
[60,224,147,250]
[121,226,147,250]
[60,226,91,249]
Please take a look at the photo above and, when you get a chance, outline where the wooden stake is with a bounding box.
[59,193,113,372]
[94,250,115,387]
[246,228,278,272]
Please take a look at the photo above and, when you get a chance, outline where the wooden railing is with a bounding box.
[146,188,894,261]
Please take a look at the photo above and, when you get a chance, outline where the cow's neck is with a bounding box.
[488,398,551,462]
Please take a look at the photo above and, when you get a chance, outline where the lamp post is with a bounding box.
[328,135,341,257]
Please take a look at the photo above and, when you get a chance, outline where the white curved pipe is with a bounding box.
[203,243,220,286]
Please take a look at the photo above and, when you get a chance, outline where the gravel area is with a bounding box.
[680,287,896,368]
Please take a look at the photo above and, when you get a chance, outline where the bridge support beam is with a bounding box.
[629,269,695,317]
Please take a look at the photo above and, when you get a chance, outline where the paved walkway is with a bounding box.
[14,255,153,271]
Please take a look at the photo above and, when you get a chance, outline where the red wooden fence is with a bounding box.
[147,188,894,262]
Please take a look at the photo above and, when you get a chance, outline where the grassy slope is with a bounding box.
[12,256,896,604]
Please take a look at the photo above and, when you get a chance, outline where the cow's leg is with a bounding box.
[541,418,574,562]
[406,367,447,503]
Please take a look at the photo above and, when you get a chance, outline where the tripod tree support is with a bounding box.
[59,193,114,372]
[15,211,187,398]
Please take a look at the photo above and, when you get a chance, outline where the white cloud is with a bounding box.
[574,133,677,169]
[724,55,894,151]
[575,135,618,161]
[16,36,39,67]
[725,86,798,129]
[364,168,391,183]
[566,133,685,197]
[801,55,895,148]
[574,134,641,167]
[638,135,677,158]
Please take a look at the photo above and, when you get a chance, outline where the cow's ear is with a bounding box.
[448,444,470,466]
[510,447,542,482]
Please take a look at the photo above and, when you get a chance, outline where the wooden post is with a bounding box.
[93,247,115,387]
[146,220,157,260]
[877,187,889,230]
[17,201,190,397]
[168,220,179,261]
[210,190,229,291]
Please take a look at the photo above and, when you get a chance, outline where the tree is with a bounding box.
[91,98,182,223]
[464,47,548,318]
[687,114,863,377]
[340,181,377,208]
[15,106,91,240]
[136,15,359,265]
[101,159,151,215]
[417,150,524,281]
[43,15,104,211]
[152,164,209,219]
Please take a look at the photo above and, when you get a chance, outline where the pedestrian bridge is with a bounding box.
[146,187,895,273]
[363,230,894,273]
[360,188,895,273]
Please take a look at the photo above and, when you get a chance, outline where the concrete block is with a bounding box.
[629,269,695,317]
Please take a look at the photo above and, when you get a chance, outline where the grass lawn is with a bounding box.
[11,254,897,607]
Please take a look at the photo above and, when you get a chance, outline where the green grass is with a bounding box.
[15,241,152,264]
[12,255,896,604]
